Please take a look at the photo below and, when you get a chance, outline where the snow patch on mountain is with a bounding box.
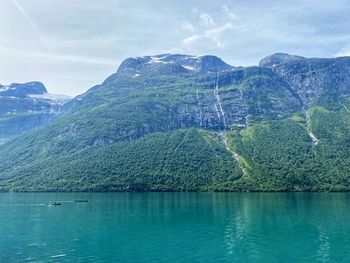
[0,86,9,92]
[116,54,234,78]
[29,93,71,104]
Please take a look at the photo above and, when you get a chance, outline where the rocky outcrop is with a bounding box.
[260,54,350,109]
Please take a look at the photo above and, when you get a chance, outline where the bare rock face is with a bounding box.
[7,53,350,147]
[80,53,350,144]
[54,57,302,146]
[260,54,350,109]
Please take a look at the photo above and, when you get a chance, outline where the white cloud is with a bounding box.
[222,5,238,20]
[199,13,215,26]
[0,45,118,65]
[2,0,348,96]
[181,22,195,33]
[206,23,235,48]
[182,23,235,49]
[335,45,350,57]
[11,0,51,51]
[182,34,202,46]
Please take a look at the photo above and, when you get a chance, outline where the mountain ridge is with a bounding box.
[1,53,350,192]
[0,81,70,144]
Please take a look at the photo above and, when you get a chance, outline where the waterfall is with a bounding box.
[196,89,204,128]
[305,111,319,152]
[341,103,349,112]
[213,73,227,129]
[213,73,247,178]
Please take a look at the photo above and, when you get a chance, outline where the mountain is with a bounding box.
[259,53,306,67]
[116,54,233,77]
[1,53,350,192]
[0,82,70,144]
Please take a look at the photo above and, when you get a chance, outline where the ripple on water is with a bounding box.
[50,254,66,258]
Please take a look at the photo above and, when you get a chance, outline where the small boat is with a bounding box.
[74,199,88,203]
[46,201,61,206]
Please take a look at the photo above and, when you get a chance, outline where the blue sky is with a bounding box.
[1,0,350,96]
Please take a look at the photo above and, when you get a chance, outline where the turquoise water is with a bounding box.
[1,193,350,262]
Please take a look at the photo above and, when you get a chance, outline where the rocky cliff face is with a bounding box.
[31,53,350,147]
[260,53,350,109]
[0,82,70,143]
[56,66,301,147]
[3,54,350,146]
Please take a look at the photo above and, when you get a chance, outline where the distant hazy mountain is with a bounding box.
[0,81,70,144]
[1,53,350,192]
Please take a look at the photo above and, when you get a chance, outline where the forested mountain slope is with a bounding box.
[1,53,350,192]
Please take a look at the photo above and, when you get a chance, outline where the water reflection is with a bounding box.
[218,193,350,262]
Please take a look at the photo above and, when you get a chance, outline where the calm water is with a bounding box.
[1,193,350,262]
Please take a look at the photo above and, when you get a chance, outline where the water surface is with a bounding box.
[1,193,349,262]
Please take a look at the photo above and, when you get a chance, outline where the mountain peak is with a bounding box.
[116,54,233,77]
[0,81,47,97]
[259,53,305,67]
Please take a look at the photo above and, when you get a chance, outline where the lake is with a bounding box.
[1,192,350,262]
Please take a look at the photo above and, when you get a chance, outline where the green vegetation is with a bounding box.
[224,106,350,191]
[0,129,243,192]
[2,104,350,192]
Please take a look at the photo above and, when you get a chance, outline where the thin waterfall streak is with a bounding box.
[213,73,247,178]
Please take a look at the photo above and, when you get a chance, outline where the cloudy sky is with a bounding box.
[1,0,350,96]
